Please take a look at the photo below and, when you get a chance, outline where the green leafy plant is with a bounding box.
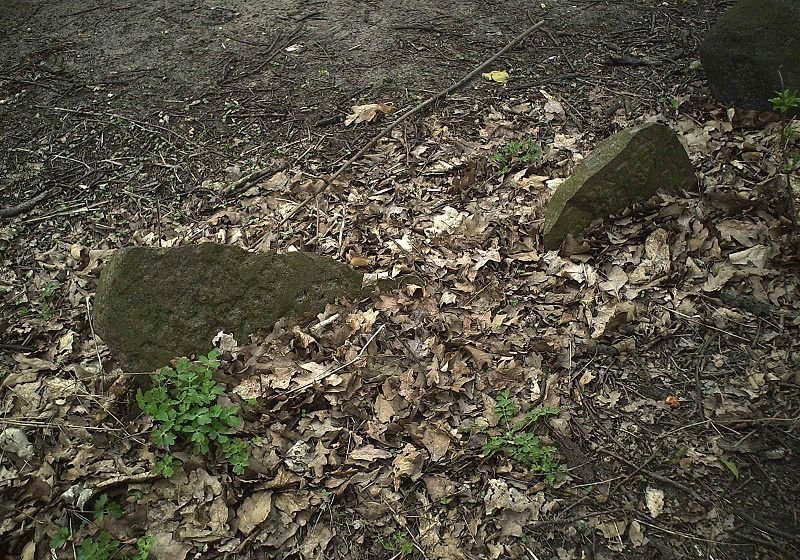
[483,391,562,481]
[132,536,153,560]
[34,281,59,321]
[494,389,519,423]
[137,349,249,475]
[49,526,71,550]
[380,531,415,555]
[767,89,799,225]
[93,494,124,521]
[490,138,542,176]
[50,496,152,558]
[770,88,799,114]
[77,530,121,560]
[75,530,152,560]
[658,95,682,111]
[153,454,181,478]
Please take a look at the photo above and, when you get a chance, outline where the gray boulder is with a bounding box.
[700,0,800,111]
[94,243,363,371]
[543,123,695,250]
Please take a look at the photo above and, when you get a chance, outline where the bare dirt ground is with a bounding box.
[2,1,800,559]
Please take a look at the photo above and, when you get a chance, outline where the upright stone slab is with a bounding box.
[700,0,800,111]
[543,123,695,250]
[94,243,363,371]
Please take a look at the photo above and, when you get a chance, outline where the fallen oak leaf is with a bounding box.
[236,491,273,535]
[348,445,393,463]
[344,102,395,126]
[392,443,426,490]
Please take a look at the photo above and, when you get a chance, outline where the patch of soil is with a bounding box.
[2,0,725,205]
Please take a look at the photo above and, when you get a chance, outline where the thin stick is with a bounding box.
[285,324,386,395]
[255,19,545,245]
[735,511,800,544]
[85,296,104,375]
[0,189,51,219]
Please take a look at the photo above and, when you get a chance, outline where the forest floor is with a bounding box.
[2,0,800,559]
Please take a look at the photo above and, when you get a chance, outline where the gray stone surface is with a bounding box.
[94,243,363,371]
[700,0,800,111]
[543,123,695,250]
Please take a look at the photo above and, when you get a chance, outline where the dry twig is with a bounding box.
[251,19,546,247]
[0,189,51,219]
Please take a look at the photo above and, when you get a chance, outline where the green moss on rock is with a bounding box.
[543,123,695,250]
[93,243,363,371]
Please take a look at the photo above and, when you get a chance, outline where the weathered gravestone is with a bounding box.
[94,243,363,371]
[543,123,695,250]
[700,0,800,111]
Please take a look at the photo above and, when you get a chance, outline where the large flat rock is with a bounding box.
[700,0,800,111]
[543,123,695,250]
[93,243,363,371]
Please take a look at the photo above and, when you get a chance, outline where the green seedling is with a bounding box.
[137,349,249,475]
[767,89,799,222]
[50,496,152,559]
[658,96,682,110]
[720,457,739,480]
[483,390,563,481]
[490,138,542,176]
[93,493,124,521]
[49,526,71,550]
[75,531,152,560]
[36,281,59,320]
[380,532,415,555]
[770,88,799,113]
[153,454,181,478]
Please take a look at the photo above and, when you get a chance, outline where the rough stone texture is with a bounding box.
[543,123,695,250]
[94,243,363,371]
[700,0,800,111]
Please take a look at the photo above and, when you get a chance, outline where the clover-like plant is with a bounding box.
[137,350,249,474]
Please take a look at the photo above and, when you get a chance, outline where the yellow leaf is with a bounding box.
[481,70,510,83]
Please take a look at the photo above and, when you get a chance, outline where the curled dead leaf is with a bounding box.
[345,102,395,126]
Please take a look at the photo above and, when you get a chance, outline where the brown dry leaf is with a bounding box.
[150,531,193,560]
[422,474,457,501]
[421,426,451,462]
[729,245,771,268]
[299,524,334,559]
[349,256,373,268]
[628,520,647,548]
[599,265,629,296]
[702,263,736,292]
[578,369,596,386]
[392,443,426,489]
[375,392,402,422]
[591,302,636,339]
[465,346,492,369]
[348,445,393,463]
[344,102,395,126]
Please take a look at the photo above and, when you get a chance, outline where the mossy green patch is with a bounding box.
[94,243,363,371]
[543,123,695,250]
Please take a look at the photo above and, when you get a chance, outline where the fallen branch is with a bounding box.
[253,19,545,246]
[0,189,51,219]
[735,510,800,545]
[226,161,291,199]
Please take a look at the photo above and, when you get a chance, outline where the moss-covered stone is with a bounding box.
[700,0,800,111]
[542,123,695,250]
[93,243,363,371]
